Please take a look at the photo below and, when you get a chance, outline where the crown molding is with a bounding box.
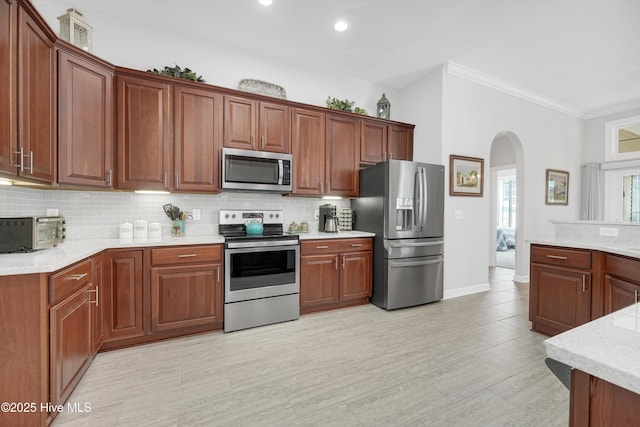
[582,99,640,120]
[444,61,586,119]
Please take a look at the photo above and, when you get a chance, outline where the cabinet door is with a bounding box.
[259,101,290,153]
[300,254,339,312]
[18,6,55,182]
[325,113,360,197]
[103,250,144,341]
[604,275,640,315]
[92,255,104,354]
[388,124,413,161]
[360,120,387,164]
[50,285,92,406]
[530,264,591,335]
[223,95,256,150]
[0,0,17,176]
[58,48,114,188]
[174,85,222,192]
[150,263,222,332]
[116,74,172,190]
[340,251,372,301]
[291,108,325,195]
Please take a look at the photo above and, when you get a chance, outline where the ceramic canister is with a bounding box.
[119,220,133,239]
[148,222,162,238]
[133,217,149,238]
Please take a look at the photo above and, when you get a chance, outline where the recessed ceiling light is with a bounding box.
[257,0,273,6]
[334,20,349,32]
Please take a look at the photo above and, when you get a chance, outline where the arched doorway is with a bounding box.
[489,131,525,281]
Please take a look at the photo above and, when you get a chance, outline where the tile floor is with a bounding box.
[52,268,569,426]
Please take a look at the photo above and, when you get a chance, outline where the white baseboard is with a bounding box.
[443,282,491,300]
[513,274,529,283]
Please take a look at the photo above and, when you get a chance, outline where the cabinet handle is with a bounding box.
[546,255,568,260]
[389,151,393,159]
[316,245,329,249]
[106,169,112,187]
[178,254,197,258]
[327,182,331,193]
[217,266,220,283]
[88,287,99,307]
[251,135,255,147]
[342,257,346,269]
[175,172,179,189]
[320,181,324,193]
[164,172,168,189]
[582,274,586,292]
[351,244,363,247]
[67,273,88,281]
[334,257,338,270]
[27,151,33,173]
[12,148,24,171]
[261,135,265,148]
[635,290,638,303]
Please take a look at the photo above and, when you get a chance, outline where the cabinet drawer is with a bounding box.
[151,245,222,265]
[301,238,372,255]
[606,254,640,284]
[531,245,591,270]
[49,259,93,305]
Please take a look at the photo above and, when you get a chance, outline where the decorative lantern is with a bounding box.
[57,8,92,52]
[377,93,390,119]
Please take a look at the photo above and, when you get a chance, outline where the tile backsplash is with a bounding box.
[0,186,350,239]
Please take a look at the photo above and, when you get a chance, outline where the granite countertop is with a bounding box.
[544,303,640,394]
[528,238,640,260]
[0,231,375,276]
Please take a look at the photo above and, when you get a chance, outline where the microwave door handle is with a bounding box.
[278,160,283,185]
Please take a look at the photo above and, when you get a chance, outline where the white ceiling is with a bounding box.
[36,0,640,118]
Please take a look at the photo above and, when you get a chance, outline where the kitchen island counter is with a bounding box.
[544,302,640,395]
[528,237,640,260]
[0,235,225,276]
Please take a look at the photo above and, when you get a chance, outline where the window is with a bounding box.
[623,174,640,222]
[603,168,640,222]
[605,115,640,161]
[497,173,516,228]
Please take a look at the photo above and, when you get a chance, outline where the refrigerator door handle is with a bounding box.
[413,170,420,230]
[389,259,442,268]
[389,240,444,248]
[419,166,427,234]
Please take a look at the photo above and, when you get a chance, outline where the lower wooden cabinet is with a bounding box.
[604,253,640,315]
[300,238,372,314]
[150,245,223,332]
[103,249,144,343]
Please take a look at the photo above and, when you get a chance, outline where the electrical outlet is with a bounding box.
[192,209,201,221]
[314,209,319,219]
[599,227,618,237]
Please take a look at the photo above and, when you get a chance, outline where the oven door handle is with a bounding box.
[226,239,299,249]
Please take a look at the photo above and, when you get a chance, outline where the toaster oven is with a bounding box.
[0,216,66,253]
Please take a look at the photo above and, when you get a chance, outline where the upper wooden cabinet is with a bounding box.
[116,72,172,191]
[57,43,114,188]
[291,108,325,196]
[325,113,360,197]
[174,84,222,192]
[223,95,290,153]
[0,0,56,182]
[360,120,414,165]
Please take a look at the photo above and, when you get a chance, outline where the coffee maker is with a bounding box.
[319,204,338,233]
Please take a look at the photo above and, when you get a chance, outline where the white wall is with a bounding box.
[33,1,401,121]
[438,71,583,296]
[583,107,640,163]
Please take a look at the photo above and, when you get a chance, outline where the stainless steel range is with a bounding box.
[218,210,300,332]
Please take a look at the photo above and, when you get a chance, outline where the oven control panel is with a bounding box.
[219,210,284,225]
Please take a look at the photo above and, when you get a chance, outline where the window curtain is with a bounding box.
[581,162,603,220]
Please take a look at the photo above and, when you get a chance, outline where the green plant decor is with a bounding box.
[147,65,205,82]
[326,97,367,115]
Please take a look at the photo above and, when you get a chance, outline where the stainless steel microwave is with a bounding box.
[221,148,292,193]
[0,216,66,253]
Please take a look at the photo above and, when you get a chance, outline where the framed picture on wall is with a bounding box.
[545,169,569,205]
[449,155,484,196]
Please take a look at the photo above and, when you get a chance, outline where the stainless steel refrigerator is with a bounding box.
[351,159,444,310]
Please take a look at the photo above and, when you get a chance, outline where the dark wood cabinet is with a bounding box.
[360,119,388,164]
[174,84,222,192]
[150,245,223,332]
[0,0,56,182]
[325,113,360,197]
[223,95,290,153]
[103,250,144,342]
[388,124,414,161]
[570,369,640,427]
[300,238,372,313]
[57,44,114,188]
[529,245,602,336]
[604,254,640,315]
[48,258,95,407]
[291,108,325,196]
[116,73,172,191]
[0,0,17,177]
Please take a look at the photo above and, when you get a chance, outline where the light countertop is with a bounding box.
[544,303,640,395]
[0,231,375,276]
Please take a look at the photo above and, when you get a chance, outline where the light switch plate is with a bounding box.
[454,210,464,220]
